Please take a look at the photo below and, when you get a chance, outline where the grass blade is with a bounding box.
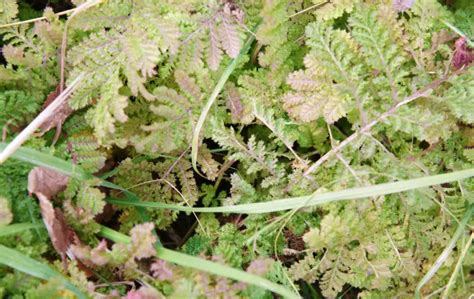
[0,8,76,29]
[0,142,91,180]
[4,143,472,215]
[99,226,300,299]
[191,33,256,174]
[441,231,474,298]
[0,244,87,299]
[4,143,472,297]
[414,204,474,298]
[157,247,299,298]
[442,20,474,47]
[0,223,45,237]
[108,168,474,213]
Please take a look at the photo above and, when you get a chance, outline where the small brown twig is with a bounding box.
[59,0,105,92]
[162,146,191,181]
[213,159,236,190]
[162,178,208,237]
[287,1,329,19]
[0,8,77,29]
[2,120,13,142]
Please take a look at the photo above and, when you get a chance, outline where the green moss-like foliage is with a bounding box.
[0,0,472,298]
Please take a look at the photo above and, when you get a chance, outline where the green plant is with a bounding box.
[0,0,473,298]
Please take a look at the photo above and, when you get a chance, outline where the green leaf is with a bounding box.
[0,143,294,298]
[107,168,474,214]
[3,142,472,217]
[0,142,91,181]
[0,222,44,237]
[191,31,256,174]
[0,244,87,299]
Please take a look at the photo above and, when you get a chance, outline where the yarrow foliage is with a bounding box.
[0,0,473,298]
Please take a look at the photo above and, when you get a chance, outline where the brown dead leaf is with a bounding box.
[36,193,76,265]
[28,166,69,199]
[38,85,74,141]
[28,167,77,269]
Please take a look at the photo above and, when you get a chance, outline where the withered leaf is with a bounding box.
[28,167,76,268]
[38,85,74,137]
[28,166,69,199]
[36,193,77,265]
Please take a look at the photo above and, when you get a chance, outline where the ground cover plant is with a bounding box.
[0,0,473,298]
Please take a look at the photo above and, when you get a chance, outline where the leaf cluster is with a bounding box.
[0,0,473,298]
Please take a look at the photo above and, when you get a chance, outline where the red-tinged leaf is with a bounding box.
[287,70,319,90]
[392,0,415,12]
[246,258,274,276]
[453,37,474,69]
[151,260,174,281]
[155,19,181,55]
[174,70,202,100]
[223,1,244,24]
[130,223,157,260]
[226,83,244,121]
[218,14,241,58]
[70,239,110,267]
[208,24,223,70]
[197,144,220,181]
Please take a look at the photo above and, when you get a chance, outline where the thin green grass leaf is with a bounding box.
[441,231,474,298]
[5,143,472,216]
[0,142,91,180]
[108,168,474,213]
[442,20,474,47]
[0,223,45,237]
[98,226,300,299]
[415,204,474,298]
[0,244,87,299]
[191,33,256,174]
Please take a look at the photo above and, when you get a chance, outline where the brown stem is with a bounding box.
[162,146,191,181]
